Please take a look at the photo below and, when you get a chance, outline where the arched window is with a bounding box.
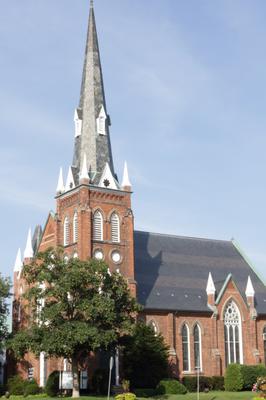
[148,320,159,336]
[64,217,70,246]
[224,300,243,366]
[263,326,266,365]
[193,324,202,371]
[73,212,78,243]
[111,213,120,243]
[93,211,103,241]
[182,324,190,372]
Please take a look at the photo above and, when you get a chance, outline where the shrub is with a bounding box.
[0,384,6,396]
[45,370,60,397]
[182,376,212,392]
[156,379,187,395]
[115,393,136,400]
[24,380,40,396]
[224,364,244,392]
[7,376,26,395]
[134,388,157,397]
[241,365,266,390]
[91,368,109,395]
[211,376,224,391]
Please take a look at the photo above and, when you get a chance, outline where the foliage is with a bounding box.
[91,368,109,395]
[7,376,39,397]
[240,365,266,390]
[0,384,6,396]
[115,393,136,400]
[45,371,60,397]
[182,376,213,392]
[156,379,187,394]
[0,274,11,349]
[252,376,266,397]
[133,388,157,397]
[8,248,140,397]
[212,376,225,391]
[122,322,169,389]
[122,379,130,392]
[23,380,40,396]
[225,364,244,392]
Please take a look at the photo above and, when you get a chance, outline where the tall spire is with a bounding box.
[72,2,115,185]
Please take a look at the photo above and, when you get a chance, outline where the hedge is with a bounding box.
[45,371,60,397]
[240,364,266,390]
[225,364,244,392]
[156,379,187,395]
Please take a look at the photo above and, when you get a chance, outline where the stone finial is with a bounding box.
[14,248,23,272]
[245,275,255,297]
[56,167,65,194]
[121,161,132,190]
[90,0,94,8]
[24,228,34,259]
[65,167,75,191]
[79,154,89,183]
[206,272,216,295]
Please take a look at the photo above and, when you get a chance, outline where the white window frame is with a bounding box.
[224,300,243,365]
[73,212,78,243]
[64,217,70,246]
[193,324,202,372]
[182,324,191,372]
[93,211,103,241]
[111,213,120,243]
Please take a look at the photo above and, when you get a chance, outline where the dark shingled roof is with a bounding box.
[134,231,266,315]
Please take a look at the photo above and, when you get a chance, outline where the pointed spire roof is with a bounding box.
[121,161,132,189]
[99,162,118,190]
[245,275,255,297]
[72,2,115,184]
[65,167,75,191]
[14,248,23,272]
[206,272,216,295]
[79,154,89,183]
[24,228,34,259]
[56,167,65,194]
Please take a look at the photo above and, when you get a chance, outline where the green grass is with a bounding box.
[3,393,256,400]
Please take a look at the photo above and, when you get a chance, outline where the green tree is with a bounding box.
[0,273,11,349]
[9,248,140,398]
[122,322,169,389]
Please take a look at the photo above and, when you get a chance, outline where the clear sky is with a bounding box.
[1,0,266,285]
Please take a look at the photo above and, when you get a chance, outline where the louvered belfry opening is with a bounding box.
[64,217,70,246]
[111,213,120,243]
[73,212,78,243]
[93,210,103,241]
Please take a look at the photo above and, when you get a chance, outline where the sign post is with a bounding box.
[107,356,114,400]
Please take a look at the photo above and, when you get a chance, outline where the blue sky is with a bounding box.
[1,0,266,285]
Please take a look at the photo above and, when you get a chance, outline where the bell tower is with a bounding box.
[39,1,136,294]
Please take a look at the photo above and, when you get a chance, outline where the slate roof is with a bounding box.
[134,231,266,315]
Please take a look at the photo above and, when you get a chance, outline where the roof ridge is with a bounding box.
[134,229,232,244]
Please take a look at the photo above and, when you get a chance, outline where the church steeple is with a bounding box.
[72,1,115,185]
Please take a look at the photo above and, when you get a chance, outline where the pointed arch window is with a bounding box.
[182,324,190,372]
[73,212,78,243]
[148,320,159,337]
[193,324,202,371]
[111,213,120,243]
[224,300,243,366]
[93,211,103,241]
[263,326,266,365]
[64,217,70,246]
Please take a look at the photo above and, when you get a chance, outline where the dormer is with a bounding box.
[96,105,107,135]
[74,108,83,138]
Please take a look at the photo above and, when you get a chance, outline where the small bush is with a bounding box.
[156,379,187,395]
[0,384,6,396]
[225,364,244,392]
[134,388,157,397]
[24,380,40,396]
[116,393,136,400]
[7,376,26,395]
[91,368,109,395]
[45,370,60,397]
[211,376,224,391]
[241,365,266,390]
[182,376,214,392]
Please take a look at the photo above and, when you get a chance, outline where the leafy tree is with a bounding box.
[8,248,140,398]
[0,273,11,349]
[122,322,169,389]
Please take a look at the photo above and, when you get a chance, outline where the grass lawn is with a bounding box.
[4,393,256,400]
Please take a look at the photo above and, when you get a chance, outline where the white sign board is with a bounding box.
[62,372,73,389]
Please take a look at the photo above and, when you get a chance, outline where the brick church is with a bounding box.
[12,0,266,388]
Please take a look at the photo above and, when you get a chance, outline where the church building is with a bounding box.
[12,0,266,387]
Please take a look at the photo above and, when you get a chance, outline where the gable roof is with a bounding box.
[134,231,266,315]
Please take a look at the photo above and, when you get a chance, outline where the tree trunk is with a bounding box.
[72,356,80,398]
